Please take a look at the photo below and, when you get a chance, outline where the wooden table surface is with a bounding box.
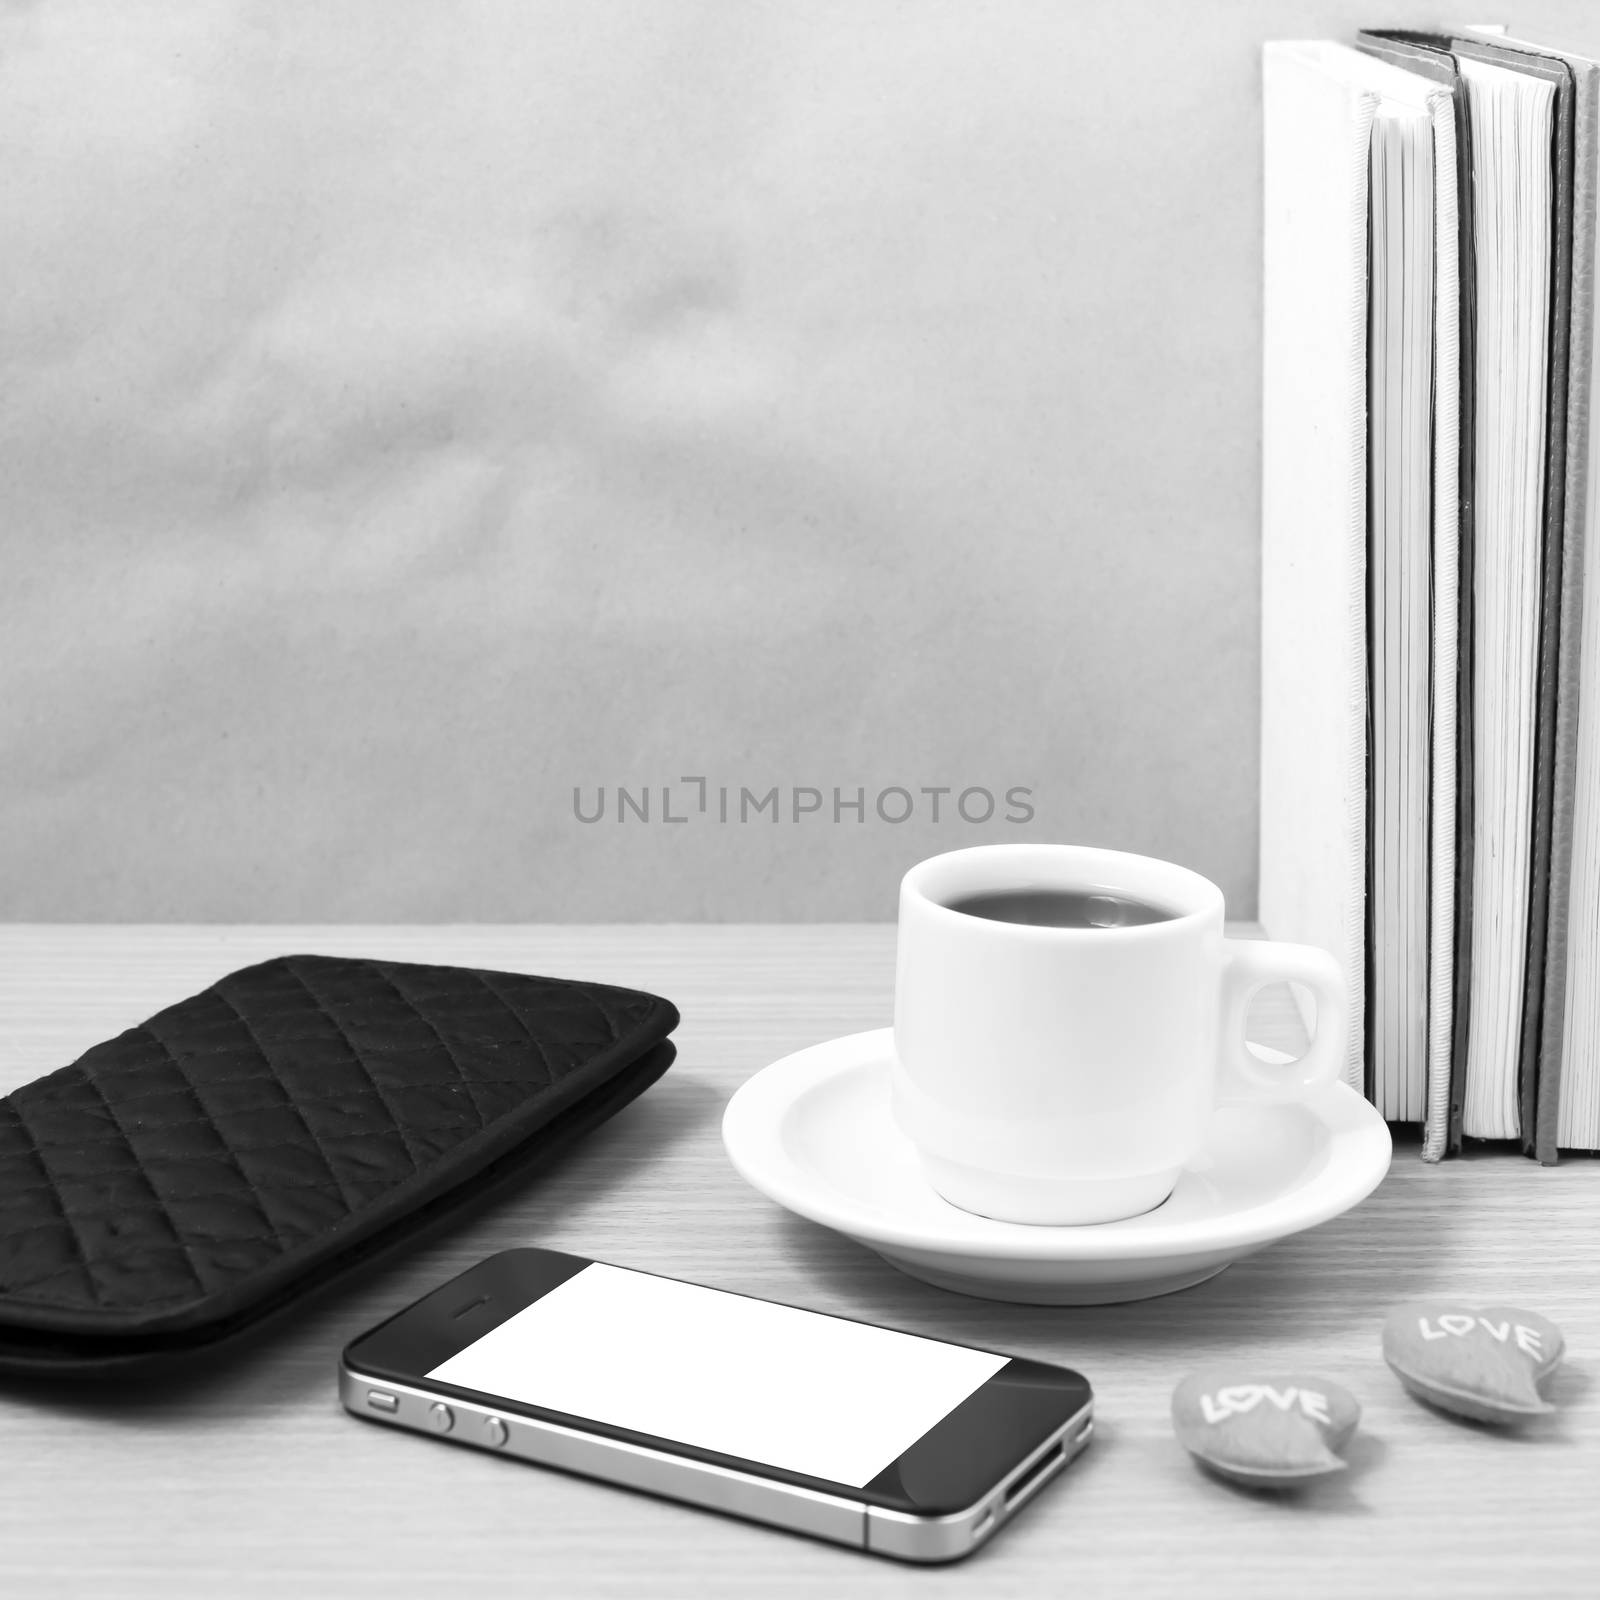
[0,926,1595,1599]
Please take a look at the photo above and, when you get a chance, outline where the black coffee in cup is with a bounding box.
[943,887,1177,929]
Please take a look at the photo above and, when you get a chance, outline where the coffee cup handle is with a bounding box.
[1218,938,1347,1100]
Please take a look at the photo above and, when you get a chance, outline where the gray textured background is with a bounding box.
[4,0,1596,921]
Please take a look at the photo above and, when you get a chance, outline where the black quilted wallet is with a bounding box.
[0,954,677,1377]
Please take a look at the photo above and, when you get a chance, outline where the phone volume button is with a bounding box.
[484,1416,509,1449]
[428,1403,455,1433]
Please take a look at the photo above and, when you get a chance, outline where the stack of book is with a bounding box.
[1259,26,1600,1161]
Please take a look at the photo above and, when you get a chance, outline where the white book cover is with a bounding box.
[1254,43,1465,1107]
[1259,42,1375,1092]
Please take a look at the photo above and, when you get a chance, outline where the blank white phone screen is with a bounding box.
[427,1262,1008,1487]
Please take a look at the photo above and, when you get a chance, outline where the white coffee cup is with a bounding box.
[891,843,1346,1225]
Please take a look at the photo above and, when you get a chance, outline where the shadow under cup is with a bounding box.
[889,844,1231,1226]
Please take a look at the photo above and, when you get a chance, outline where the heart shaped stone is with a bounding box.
[1172,1369,1361,1485]
[1382,1302,1565,1424]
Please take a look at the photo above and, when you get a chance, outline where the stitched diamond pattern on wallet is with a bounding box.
[0,954,674,1325]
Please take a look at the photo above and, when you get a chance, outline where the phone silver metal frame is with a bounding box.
[338,1364,1092,1563]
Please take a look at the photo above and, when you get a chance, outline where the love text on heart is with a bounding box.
[1198,1384,1332,1425]
[1416,1315,1543,1357]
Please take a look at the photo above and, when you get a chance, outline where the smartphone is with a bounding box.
[340,1248,1092,1563]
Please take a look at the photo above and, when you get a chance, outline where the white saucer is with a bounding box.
[721,1029,1392,1305]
